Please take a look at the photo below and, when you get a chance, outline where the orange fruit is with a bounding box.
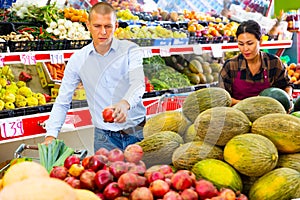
[289,63,297,70]
[188,24,197,32]
[288,70,294,76]
[293,72,300,79]
[290,76,297,83]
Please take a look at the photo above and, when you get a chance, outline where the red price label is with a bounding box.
[0,55,4,67]
[0,118,24,138]
[20,53,36,65]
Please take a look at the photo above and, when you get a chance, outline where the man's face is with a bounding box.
[86,11,118,49]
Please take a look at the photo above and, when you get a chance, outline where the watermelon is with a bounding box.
[259,87,291,112]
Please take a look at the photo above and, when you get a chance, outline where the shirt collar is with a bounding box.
[87,37,119,55]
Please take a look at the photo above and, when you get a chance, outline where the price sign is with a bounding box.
[20,53,36,65]
[0,118,24,138]
[50,52,64,64]
[211,44,223,58]
[159,47,170,57]
[0,55,4,67]
[143,49,153,58]
[193,45,203,55]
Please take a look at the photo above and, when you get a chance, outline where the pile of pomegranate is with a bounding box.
[49,144,248,200]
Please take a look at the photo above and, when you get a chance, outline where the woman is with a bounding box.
[219,19,293,106]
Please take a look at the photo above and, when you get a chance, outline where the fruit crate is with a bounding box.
[38,39,67,51]
[145,93,188,116]
[8,40,39,52]
[65,39,92,50]
[128,38,154,47]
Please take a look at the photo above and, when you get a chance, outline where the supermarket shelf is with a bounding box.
[0,40,293,64]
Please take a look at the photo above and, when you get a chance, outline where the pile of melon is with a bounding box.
[140,87,300,199]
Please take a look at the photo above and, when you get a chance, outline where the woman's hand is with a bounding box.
[42,136,56,145]
[231,98,241,106]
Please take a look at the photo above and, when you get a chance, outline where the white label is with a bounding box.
[159,47,171,57]
[193,45,203,55]
[50,52,64,64]
[0,55,4,67]
[0,118,24,138]
[143,49,153,58]
[20,53,36,65]
[211,44,223,58]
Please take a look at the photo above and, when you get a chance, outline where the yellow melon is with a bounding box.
[75,189,100,200]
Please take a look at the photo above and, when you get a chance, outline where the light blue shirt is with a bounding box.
[45,38,146,138]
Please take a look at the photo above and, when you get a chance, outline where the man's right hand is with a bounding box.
[42,136,56,145]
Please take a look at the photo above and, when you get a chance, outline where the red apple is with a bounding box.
[102,108,114,123]
[88,155,106,172]
[195,179,219,200]
[64,155,80,169]
[109,160,128,178]
[181,188,198,200]
[171,170,194,191]
[94,169,114,191]
[117,172,139,193]
[219,188,236,200]
[163,190,183,200]
[103,182,122,200]
[81,156,91,169]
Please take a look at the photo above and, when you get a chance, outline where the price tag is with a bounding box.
[192,45,203,55]
[211,44,223,58]
[20,53,36,65]
[143,49,153,58]
[50,52,64,64]
[159,47,170,57]
[0,55,4,67]
[0,118,24,138]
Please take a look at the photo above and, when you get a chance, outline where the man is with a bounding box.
[43,2,146,152]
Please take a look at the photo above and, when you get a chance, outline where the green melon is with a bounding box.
[183,124,202,143]
[189,59,203,74]
[224,134,278,177]
[251,113,300,153]
[249,168,300,200]
[202,62,212,74]
[172,141,223,170]
[291,111,300,118]
[233,96,286,122]
[182,87,232,122]
[277,153,300,172]
[137,131,184,167]
[143,111,190,138]
[294,97,300,112]
[259,87,291,112]
[194,107,251,146]
[191,158,243,192]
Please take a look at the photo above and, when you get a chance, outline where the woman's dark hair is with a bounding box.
[236,20,262,40]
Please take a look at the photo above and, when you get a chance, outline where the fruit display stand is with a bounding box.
[0,39,295,164]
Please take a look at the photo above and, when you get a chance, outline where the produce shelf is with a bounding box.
[0,40,293,64]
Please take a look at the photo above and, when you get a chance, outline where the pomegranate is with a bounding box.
[144,165,162,178]
[128,163,146,176]
[195,179,219,200]
[64,155,80,169]
[181,188,198,200]
[130,187,154,200]
[103,182,122,200]
[68,164,84,177]
[236,193,248,200]
[124,144,144,163]
[171,170,194,191]
[158,165,173,175]
[102,108,114,123]
[95,147,110,157]
[149,179,170,198]
[115,197,129,200]
[88,155,106,172]
[108,148,125,162]
[117,172,139,193]
[95,192,104,199]
[94,169,114,191]
[109,160,128,178]
[49,166,68,180]
[163,190,183,200]
[64,176,81,189]
[79,169,96,190]
[136,175,148,187]
[219,188,236,200]
[147,171,165,183]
